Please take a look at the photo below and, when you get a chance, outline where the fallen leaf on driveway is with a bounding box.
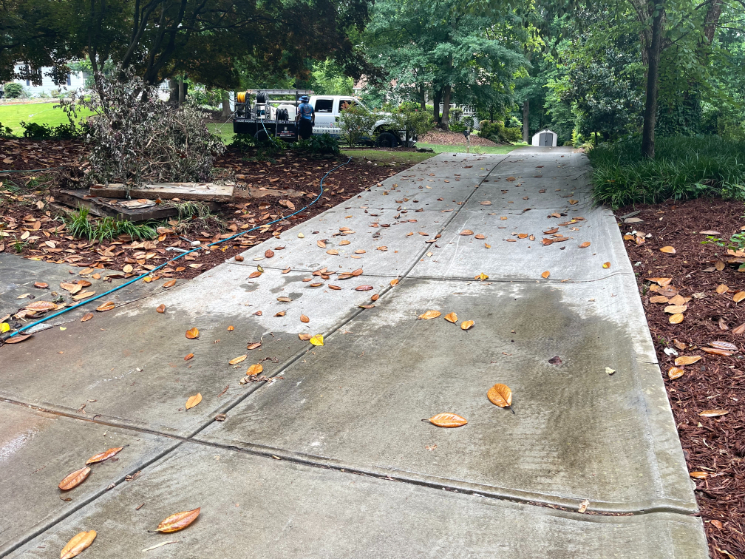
[578,499,589,513]
[60,530,96,559]
[59,466,91,491]
[579,242,591,248]
[156,508,201,533]
[548,356,562,365]
[487,384,513,408]
[602,262,611,269]
[299,333,311,341]
[247,342,261,350]
[310,334,324,346]
[34,282,48,289]
[247,363,263,376]
[541,271,550,279]
[460,230,474,236]
[81,313,94,322]
[185,327,199,339]
[86,447,124,465]
[429,413,468,428]
[474,273,488,281]
[163,280,177,288]
[184,353,194,361]
[418,310,441,320]
[461,320,474,330]
[96,301,115,312]
[300,314,310,323]
[229,355,247,365]
[185,393,202,410]
[444,312,458,323]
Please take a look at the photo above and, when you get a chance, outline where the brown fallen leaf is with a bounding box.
[229,355,247,365]
[716,284,729,294]
[460,230,474,236]
[715,260,725,271]
[282,268,291,274]
[123,264,133,274]
[185,393,202,410]
[390,278,399,286]
[418,310,441,320]
[34,281,48,289]
[96,301,115,312]
[675,355,702,366]
[156,304,166,314]
[669,313,684,324]
[249,271,262,279]
[647,277,672,286]
[185,327,199,339]
[235,255,244,262]
[664,305,688,314]
[649,296,669,304]
[81,313,94,322]
[602,262,611,269]
[355,285,373,291]
[326,249,339,255]
[461,320,475,330]
[163,280,177,288]
[298,333,311,341]
[60,530,97,559]
[156,508,201,533]
[699,409,729,418]
[444,312,458,323]
[277,297,292,302]
[429,413,468,428]
[60,282,83,294]
[26,300,56,311]
[86,447,124,465]
[660,246,676,254]
[734,291,745,303]
[487,384,513,408]
[475,234,486,240]
[59,466,91,491]
[246,363,263,376]
[300,314,310,323]
[328,285,341,290]
[4,334,32,344]
[579,242,591,248]
[317,240,326,248]
[247,342,261,350]
[689,471,708,479]
[548,356,562,365]
[702,347,735,356]
[668,367,685,380]
[184,353,195,361]
[541,271,550,279]
[709,340,738,351]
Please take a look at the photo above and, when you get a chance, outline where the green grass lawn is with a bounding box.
[340,149,435,165]
[207,122,235,144]
[0,102,93,135]
[415,142,518,155]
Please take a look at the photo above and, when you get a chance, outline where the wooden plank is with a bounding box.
[57,190,219,222]
[90,182,235,202]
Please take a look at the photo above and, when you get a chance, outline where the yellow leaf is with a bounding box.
[418,310,441,320]
[0,323,9,333]
[246,363,263,376]
[668,367,685,380]
[660,246,676,254]
[675,355,702,366]
[185,393,202,410]
[229,355,247,365]
[541,271,550,279]
[429,413,468,428]
[185,327,199,339]
[716,284,728,294]
[734,291,745,303]
[487,383,512,408]
[60,530,97,559]
[156,508,201,533]
[461,320,475,330]
[669,313,685,324]
[474,273,488,281]
[602,262,611,269]
[444,312,458,323]
[96,301,115,312]
[310,334,324,346]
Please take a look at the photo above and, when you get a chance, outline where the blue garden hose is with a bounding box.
[2,156,352,341]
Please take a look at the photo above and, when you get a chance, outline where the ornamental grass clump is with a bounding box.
[62,67,225,191]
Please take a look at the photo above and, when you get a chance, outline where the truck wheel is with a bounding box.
[376,132,398,148]
[254,130,270,143]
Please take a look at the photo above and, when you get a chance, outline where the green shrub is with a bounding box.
[62,207,157,240]
[501,127,522,143]
[20,120,86,140]
[479,120,521,143]
[450,121,468,133]
[4,83,23,98]
[309,133,340,155]
[229,134,256,153]
[338,104,376,147]
[389,102,433,145]
[589,135,745,208]
[0,122,12,138]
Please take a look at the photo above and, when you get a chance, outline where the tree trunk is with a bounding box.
[168,78,179,104]
[641,0,664,159]
[178,75,185,105]
[440,85,451,130]
[703,0,722,43]
[433,88,442,125]
[221,90,231,118]
[420,84,426,111]
[522,100,529,143]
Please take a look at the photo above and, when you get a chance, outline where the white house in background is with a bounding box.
[8,65,86,97]
[532,129,558,147]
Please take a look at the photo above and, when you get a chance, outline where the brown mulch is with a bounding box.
[617,198,745,559]
[420,129,499,147]
[0,139,416,280]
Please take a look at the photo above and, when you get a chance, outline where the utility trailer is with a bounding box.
[232,89,310,142]
[232,89,415,147]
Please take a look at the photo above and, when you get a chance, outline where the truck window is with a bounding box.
[315,99,333,113]
[339,98,355,111]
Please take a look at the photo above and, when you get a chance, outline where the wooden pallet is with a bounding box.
[89,182,234,202]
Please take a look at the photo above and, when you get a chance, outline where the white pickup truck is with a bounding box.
[233,92,413,147]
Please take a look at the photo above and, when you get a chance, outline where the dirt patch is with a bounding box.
[616,198,745,559]
[1,140,417,281]
[420,129,500,147]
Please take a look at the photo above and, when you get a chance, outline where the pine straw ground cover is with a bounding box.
[0,139,418,280]
[617,198,745,559]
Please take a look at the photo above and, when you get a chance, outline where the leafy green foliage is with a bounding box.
[229,135,256,153]
[0,122,12,138]
[480,121,522,144]
[702,232,745,252]
[590,136,745,208]
[388,103,433,145]
[338,104,377,147]
[20,121,85,140]
[3,83,23,98]
[62,207,156,241]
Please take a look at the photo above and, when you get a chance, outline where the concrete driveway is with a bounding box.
[0,148,708,558]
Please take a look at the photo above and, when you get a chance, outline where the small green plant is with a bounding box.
[62,207,156,240]
[309,133,340,155]
[702,231,745,252]
[0,122,12,138]
[176,201,212,220]
[12,237,26,253]
[229,134,256,153]
[64,208,95,239]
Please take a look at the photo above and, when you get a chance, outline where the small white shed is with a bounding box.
[531,129,558,147]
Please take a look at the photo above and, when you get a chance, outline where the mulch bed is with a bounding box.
[420,129,500,147]
[617,198,745,559]
[0,139,415,281]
